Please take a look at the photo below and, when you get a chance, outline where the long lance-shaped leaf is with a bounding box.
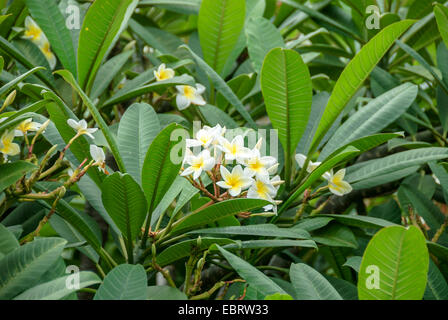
[101,173,147,263]
[54,70,125,173]
[77,0,138,93]
[308,20,415,155]
[198,0,245,75]
[261,48,312,187]
[141,123,185,244]
[435,3,448,49]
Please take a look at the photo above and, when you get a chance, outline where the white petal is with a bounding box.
[229,187,242,197]
[196,83,206,94]
[220,165,231,180]
[295,153,306,168]
[191,95,206,106]
[176,94,191,110]
[193,168,202,180]
[216,181,230,189]
[67,118,78,129]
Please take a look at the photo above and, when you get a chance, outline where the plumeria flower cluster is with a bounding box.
[180,124,283,214]
[153,64,206,110]
[22,17,56,69]
[295,153,353,196]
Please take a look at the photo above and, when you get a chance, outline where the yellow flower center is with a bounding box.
[255,180,269,199]
[25,25,41,41]
[183,86,195,99]
[191,157,204,170]
[226,174,243,189]
[249,158,263,171]
[157,70,170,81]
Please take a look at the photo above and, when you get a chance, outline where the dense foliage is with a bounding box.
[1,0,448,300]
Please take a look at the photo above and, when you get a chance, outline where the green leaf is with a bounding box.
[290,263,342,300]
[180,45,257,128]
[101,173,147,259]
[264,293,293,300]
[0,223,19,256]
[139,0,201,15]
[77,0,138,92]
[320,83,418,160]
[141,123,185,222]
[245,17,284,73]
[198,0,245,75]
[320,214,396,229]
[216,245,287,296]
[358,225,429,300]
[171,199,270,235]
[157,237,235,267]
[0,161,37,193]
[90,49,134,100]
[55,69,125,173]
[25,0,76,76]
[189,224,310,239]
[147,285,188,300]
[424,259,448,300]
[435,4,448,49]
[261,48,312,167]
[0,66,45,99]
[0,238,67,299]
[346,148,448,183]
[312,223,358,248]
[224,239,317,250]
[94,264,147,300]
[14,271,101,300]
[117,103,161,184]
[308,20,415,154]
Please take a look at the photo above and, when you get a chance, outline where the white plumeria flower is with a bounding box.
[176,84,206,110]
[247,175,277,202]
[295,153,321,173]
[217,165,253,197]
[0,130,20,159]
[15,118,41,136]
[326,169,352,196]
[181,149,215,180]
[67,119,98,139]
[90,145,108,174]
[154,64,175,82]
[186,125,225,149]
[244,148,277,179]
[22,16,45,45]
[295,153,331,179]
[40,39,56,70]
[218,135,252,164]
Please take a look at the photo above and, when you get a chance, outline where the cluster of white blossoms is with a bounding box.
[21,17,56,69]
[295,153,352,196]
[153,64,206,111]
[180,124,283,213]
